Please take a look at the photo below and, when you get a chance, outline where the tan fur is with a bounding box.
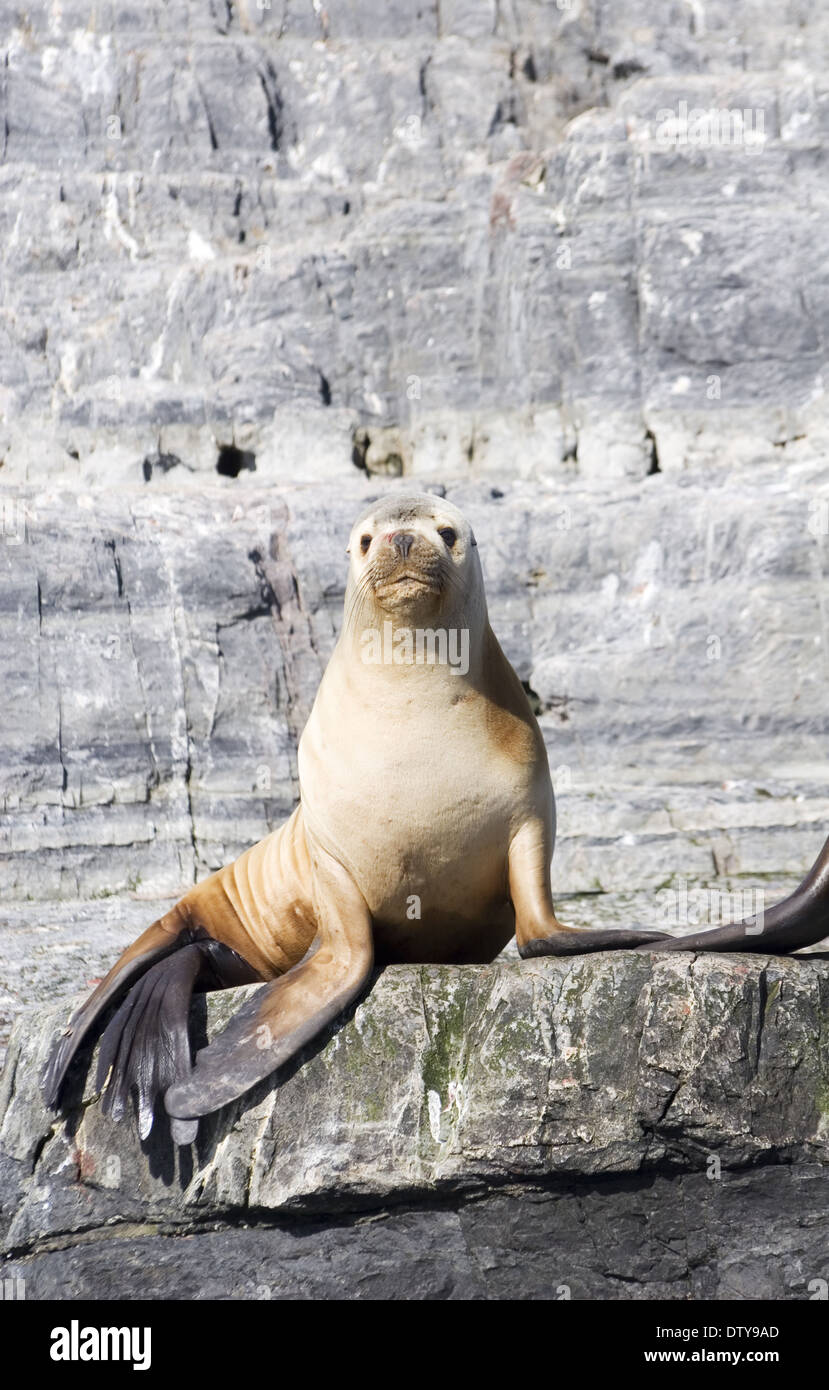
[51,494,595,1124]
[50,493,829,1128]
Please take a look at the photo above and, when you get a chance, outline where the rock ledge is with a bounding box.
[1,952,828,1299]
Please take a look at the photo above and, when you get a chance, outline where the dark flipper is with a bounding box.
[96,946,203,1144]
[42,912,192,1110]
[519,927,671,958]
[508,820,674,958]
[165,942,372,1122]
[513,828,829,960]
[639,832,829,954]
[166,846,374,1124]
[93,937,260,1145]
[43,912,261,1145]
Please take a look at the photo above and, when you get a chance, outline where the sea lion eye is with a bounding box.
[360,534,372,554]
[438,527,457,548]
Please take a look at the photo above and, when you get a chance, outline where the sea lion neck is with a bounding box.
[346,620,484,688]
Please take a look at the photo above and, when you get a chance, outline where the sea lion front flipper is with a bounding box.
[518,926,672,956]
[508,820,671,957]
[165,847,374,1122]
[510,819,829,959]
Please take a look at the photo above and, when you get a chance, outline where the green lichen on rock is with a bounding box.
[419,966,475,1099]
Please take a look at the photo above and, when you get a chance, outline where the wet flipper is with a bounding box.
[96,936,259,1143]
[510,817,829,960]
[43,916,262,1143]
[164,949,367,1120]
[96,945,203,1144]
[96,936,261,1143]
[508,821,673,958]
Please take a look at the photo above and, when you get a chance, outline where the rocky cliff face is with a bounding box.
[1,1,829,1298]
[2,953,829,1299]
[4,1,829,487]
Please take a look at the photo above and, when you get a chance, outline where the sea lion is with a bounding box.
[43,492,829,1142]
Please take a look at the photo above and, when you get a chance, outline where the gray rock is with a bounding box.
[2,952,828,1298]
[3,5,829,482]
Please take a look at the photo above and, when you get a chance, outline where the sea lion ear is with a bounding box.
[470,532,477,547]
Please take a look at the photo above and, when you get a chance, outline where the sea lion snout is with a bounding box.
[372,527,445,598]
[390,530,415,558]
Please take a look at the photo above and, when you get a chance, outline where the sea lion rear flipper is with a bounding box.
[638,832,829,953]
[41,910,194,1109]
[94,937,262,1144]
[42,907,262,1116]
[165,846,374,1123]
[95,944,205,1142]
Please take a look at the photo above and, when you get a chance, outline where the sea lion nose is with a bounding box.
[391,531,415,559]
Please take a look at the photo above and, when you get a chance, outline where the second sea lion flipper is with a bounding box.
[165,847,374,1123]
[42,898,264,1124]
[94,937,262,1145]
[95,944,205,1143]
[164,942,373,1120]
[638,831,829,954]
[519,926,672,956]
[509,818,829,959]
[42,908,195,1110]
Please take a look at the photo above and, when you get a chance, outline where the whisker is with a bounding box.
[343,567,377,635]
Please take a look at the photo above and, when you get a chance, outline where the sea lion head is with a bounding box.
[344,492,482,626]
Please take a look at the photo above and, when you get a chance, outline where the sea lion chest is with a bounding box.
[297,656,536,939]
